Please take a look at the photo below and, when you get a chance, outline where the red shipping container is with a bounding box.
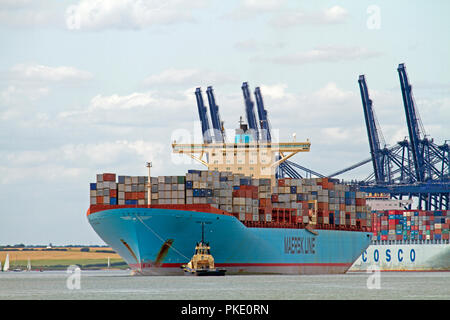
[271,194,279,202]
[137,192,145,199]
[109,190,117,198]
[278,179,285,187]
[103,173,116,182]
[96,196,103,204]
[245,213,253,221]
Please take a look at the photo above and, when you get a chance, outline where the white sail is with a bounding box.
[107,257,110,268]
[27,258,31,271]
[3,254,9,271]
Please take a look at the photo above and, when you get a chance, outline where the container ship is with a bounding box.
[86,84,372,275]
[349,195,450,272]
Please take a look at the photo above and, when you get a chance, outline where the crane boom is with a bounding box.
[195,87,212,144]
[206,86,225,143]
[254,87,271,142]
[241,82,259,142]
[358,75,385,183]
[397,63,425,182]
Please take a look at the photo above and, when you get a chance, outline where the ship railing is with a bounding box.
[371,239,449,245]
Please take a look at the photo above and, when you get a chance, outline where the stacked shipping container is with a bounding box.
[89,171,372,229]
[372,210,450,241]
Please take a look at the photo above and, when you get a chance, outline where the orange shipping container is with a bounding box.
[109,190,117,198]
[96,196,104,204]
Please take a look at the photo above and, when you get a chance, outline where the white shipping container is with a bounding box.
[90,197,97,205]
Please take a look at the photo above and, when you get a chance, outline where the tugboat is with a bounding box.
[181,222,226,276]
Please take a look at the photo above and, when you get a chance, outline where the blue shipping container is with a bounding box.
[90,183,97,190]
[110,198,117,205]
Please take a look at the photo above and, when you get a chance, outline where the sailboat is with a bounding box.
[107,257,110,269]
[3,254,9,272]
[27,258,31,272]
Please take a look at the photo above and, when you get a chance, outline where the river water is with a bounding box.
[0,270,448,300]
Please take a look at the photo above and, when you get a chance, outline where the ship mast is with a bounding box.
[146,161,152,205]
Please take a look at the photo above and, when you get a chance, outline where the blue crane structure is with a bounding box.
[243,83,323,179]
[195,87,212,144]
[359,74,386,183]
[194,83,325,179]
[241,82,260,142]
[206,86,226,143]
[329,64,450,210]
[254,87,271,142]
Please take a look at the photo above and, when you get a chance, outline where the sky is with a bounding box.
[0,0,449,245]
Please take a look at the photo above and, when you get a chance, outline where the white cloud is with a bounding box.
[10,63,93,82]
[0,140,166,184]
[271,45,382,65]
[270,5,349,28]
[89,92,156,111]
[241,0,285,11]
[226,0,286,20]
[234,39,286,52]
[143,68,236,87]
[65,0,207,31]
[259,83,289,100]
[0,0,64,27]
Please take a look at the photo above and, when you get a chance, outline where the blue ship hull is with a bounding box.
[88,207,372,275]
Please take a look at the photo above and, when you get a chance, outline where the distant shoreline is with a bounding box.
[0,246,128,271]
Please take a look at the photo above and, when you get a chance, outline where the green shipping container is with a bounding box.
[177,176,185,184]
